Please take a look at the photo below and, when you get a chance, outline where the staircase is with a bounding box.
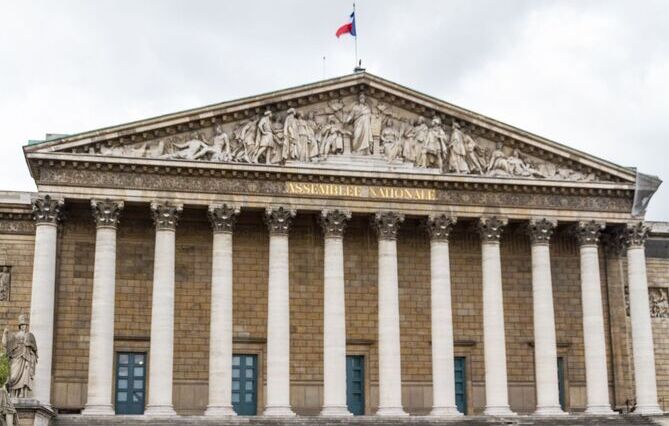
[54,414,663,426]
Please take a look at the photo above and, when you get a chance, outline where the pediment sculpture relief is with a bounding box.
[90,95,596,182]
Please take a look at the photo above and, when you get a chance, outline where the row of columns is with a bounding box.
[26,195,662,416]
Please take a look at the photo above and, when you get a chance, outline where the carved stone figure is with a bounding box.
[254,111,281,165]
[320,116,349,158]
[295,112,318,162]
[344,93,373,154]
[380,118,402,162]
[649,288,669,318]
[486,142,511,176]
[233,118,258,163]
[283,108,299,161]
[420,117,447,170]
[412,117,429,166]
[2,314,37,399]
[167,132,210,160]
[464,133,486,174]
[207,126,231,162]
[447,122,469,174]
[507,149,545,178]
[398,118,416,163]
[0,267,9,302]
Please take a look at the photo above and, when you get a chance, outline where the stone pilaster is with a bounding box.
[145,202,182,416]
[263,207,296,416]
[477,217,515,416]
[83,200,124,416]
[205,204,240,416]
[373,212,407,416]
[29,195,63,407]
[574,221,614,414]
[426,214,461,416]
[621,222,662,415]
[527,218,565,415]
[320,209,352,416]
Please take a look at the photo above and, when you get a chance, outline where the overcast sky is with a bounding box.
[1,0,667,219]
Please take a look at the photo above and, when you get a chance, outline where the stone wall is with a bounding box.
[646,254,669,412]
[0,204,626,415]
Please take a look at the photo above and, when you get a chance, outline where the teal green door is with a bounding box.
[115,352,146,415]
[346,355,365,415]
[232,354,257,415]
[454,357,467,414]
[557,357,566,410]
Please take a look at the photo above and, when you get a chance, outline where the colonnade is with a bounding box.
[26,196,662,416]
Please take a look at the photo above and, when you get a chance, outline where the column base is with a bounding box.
[584,404,615,415]
[81,404,115,416]
[429,406,462,416]
[376,406,408,416]
[204,405,237,416]
[533,405,568,416]
[263,406,296,416]
[320,405,353,416]
[634,404,663,416]
[144,405,177,416]
[484,405,517,416]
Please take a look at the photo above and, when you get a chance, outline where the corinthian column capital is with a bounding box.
[621,222,649,249]
[373,211,404,241]
[32,195,64,225]
[527,218,557,245]
[91,199,124,229]
[477,217,507,243]
[150,202,183,231]
[208,204,240,234]
[265,206,296,235]
[426,214,457,242]
[574,220,605,246]
[320,209,351,238]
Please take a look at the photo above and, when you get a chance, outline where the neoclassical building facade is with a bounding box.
[0,73,667,420]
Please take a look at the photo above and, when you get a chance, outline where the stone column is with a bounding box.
[527,218,565,416]
[373,212,407,416]
[145,202,182,416]
[621,222,662,415]
[574,221,614,415]
[320,209,352,416]
[426,214,461,417]
[29,195,63,407]
[321,210,351,416]
[478,217,515,416]
[263,206,296,416]
[83,200,124,416]
[205,204,240,417]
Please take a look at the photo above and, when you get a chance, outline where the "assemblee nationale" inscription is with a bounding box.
[286,181,437,201]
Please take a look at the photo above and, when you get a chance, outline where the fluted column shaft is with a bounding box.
[83,200,123,416]
[29,195,63,407]
[575,221,614,415]
[528,219,565,415]
[263,207,296,416]
[145,202,182,416]
[623,223,662,415]
[205,205,240,416]
[478,217,515,416]
[320,210,352,416]
[427,215,460,417]
[373,212,407,416]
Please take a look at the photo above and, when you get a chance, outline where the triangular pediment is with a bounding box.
[24,73,636,184]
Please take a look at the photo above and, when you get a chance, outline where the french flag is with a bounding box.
[335,11,356,38]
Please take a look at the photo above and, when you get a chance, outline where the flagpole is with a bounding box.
[353,1,358,68]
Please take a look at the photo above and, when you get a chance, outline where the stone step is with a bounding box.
[53,414,662,426]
